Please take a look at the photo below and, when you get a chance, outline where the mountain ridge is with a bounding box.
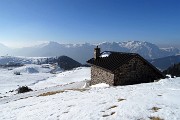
[149,55,180,71]
[0,41,179,63]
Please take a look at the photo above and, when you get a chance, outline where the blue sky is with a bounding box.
[0,0,180,48]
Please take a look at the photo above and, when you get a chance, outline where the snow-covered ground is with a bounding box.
[0,66,54,96]
[0,65,180,120]
[0,77,180,120]
[0,64,90,97]
[32,67,90,89]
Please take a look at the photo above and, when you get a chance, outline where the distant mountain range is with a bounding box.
[149,55,180,71]
[0,41,179,63]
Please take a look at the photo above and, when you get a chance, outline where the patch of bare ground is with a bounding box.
[137,118,146,120]
[38,90,66,96]
[102,112,116,117]
[149,116,164,120]
[63,111,69,114]
[66,88,88,92]
[151,107,161,112]
[38,88,88,97]
[102,114,109,117]
[110,112,115,115]
[118,98,126,102]
[67,105,75,107]
[107,105,118,110]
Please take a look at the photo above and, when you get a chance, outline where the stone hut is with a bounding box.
[87,46,165,86]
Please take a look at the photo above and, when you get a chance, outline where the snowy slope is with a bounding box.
[0,77,180,120]
[32,67,90,89]
[0,66,54,96]
[0,67,90,97]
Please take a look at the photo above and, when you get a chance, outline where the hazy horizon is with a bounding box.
[1,40,180,49]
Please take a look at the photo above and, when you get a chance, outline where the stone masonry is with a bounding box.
[113,56,162,85]
[90,56,163,86]
[91,65,114,85]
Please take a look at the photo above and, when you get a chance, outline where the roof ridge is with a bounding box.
[87,51,138,71]
[102,51,138,55]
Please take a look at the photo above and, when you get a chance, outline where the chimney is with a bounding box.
[94,46,100,59]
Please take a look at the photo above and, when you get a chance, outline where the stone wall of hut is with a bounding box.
[91,65,114,85]
[113,56,163,85]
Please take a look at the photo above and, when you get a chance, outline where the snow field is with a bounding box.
[0,64,180,120]
[0,66,90,97]
[0,68,54,96]
[32,67,91,89]
[12,64,54,74]
[0,77,180,120]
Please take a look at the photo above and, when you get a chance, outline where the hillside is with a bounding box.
[0,67,180,120]
[57,56,82,70]
[0,60,179,120]
[0,66,90,97]
[163,63,180,77]
[149,55,180,70]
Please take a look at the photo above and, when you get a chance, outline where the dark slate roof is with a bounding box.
[87,51,138,72]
